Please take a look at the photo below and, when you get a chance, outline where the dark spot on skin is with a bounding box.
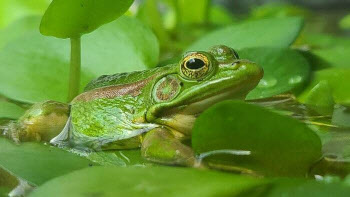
[88,163,93,167]
[180,82,184,86]
[80,3,84,7]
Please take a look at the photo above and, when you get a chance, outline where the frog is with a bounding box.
[5,45,263,167]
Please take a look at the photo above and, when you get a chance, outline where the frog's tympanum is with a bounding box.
[6,45,263,166]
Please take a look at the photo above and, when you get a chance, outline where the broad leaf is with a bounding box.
[0,101,25,119]
[187,17,303,51]
[177,0,210,25]
[29,166,263,197]
[40,0,134,38]
[0,0,49,28]
[240,48,310,100]
[298,69,350,106]
[0,138,96,186]
[239,178,350,197]
[340,14,350,30]
[192,101,322,177]
[0,16,159,103]
[0,16,41,50]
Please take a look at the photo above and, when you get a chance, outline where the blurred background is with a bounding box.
[218,0,350,36]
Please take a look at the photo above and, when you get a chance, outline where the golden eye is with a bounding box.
[181,53,210,80]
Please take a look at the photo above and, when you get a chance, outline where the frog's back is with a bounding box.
[84,65,172,91]
[67,65,175,150]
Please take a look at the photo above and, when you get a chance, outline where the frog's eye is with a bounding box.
[181,53,210,80]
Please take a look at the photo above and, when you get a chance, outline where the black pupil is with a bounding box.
[186,58,205,70]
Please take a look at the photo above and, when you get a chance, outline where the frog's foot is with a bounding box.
[4,101,69,143]
[141,127,198,167]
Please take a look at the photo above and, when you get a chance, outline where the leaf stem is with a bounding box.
[67,37,81,102]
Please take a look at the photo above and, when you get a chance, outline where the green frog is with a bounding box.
[6,45,263,166]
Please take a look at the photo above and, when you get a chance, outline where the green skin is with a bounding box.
[8,45,263,166]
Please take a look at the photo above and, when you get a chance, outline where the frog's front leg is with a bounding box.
[141,127,197,167]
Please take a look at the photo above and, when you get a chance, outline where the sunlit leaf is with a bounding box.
[0,0,49,28]
[187,17,303,51]
[29,166,264,197]
[240,48,310,100]
[239,178,350,197]
[0,101,25,119]
[178,0,210,25]
[0,16,40,50]
[40,0,134,38]
[0,16,159,103]
[0,138,96,186]
[298,69,350,106]
[192,101,322,177]
[340,14,350,30]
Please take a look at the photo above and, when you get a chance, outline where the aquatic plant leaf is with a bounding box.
[0,138,96,186]
[187,17,303,51]
[240,47,310,100]
[0,16,159,103]
[29,166,263,197]
[192,101,322,177]
[40,0,134,38]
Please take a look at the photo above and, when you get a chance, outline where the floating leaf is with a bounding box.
[298,69,350,106]
[40,0,134,38]
[187,17,303,51]
[240,48,310,100]
[239,178,350,197]
[29,166,263,197]
[312,46,350,69]
[0,138,96,186]
[0,101,25,119]
[192,101,322,176]
[0,16,159,103]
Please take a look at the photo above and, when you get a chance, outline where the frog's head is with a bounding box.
[146,45,263,134]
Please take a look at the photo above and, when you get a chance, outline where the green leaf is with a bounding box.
[340,14,350,30]
[40,0,134,38]
[0,101,25,119]
[240,178,350,197]
[137,0,170,46]
[29,166,263,197]
[0,138,96,186]
[301,81,334,115]
[312,46,350,68]
[0,0,49,29]
[0,16,159,103]
[239,48,310,100]
[177,0,210,25]
[249,3,310,20]
[0,16,41,50]
[192,101,322,177]
[209,5,236,26]
[332,105,350,128]
[187,17,303,51]
[298,69,350,106]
